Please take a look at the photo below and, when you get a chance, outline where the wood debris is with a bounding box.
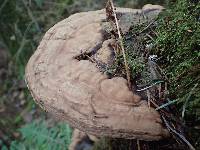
[106,0,131,89]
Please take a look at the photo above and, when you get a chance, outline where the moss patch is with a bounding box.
[153,0,200,120]
[99,0,200,149]
[152,0,200,148]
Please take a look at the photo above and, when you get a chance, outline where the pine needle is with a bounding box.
[106,0,131,88]
[155,99,179,111]
[137,140,141,150]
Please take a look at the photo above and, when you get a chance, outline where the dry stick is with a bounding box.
[147,90,151,108]
[150,97,195,150]
[119,39,132,89]
[139,20,155,34]
[136,81,164,92]
[108,0,131,89]
[137,140,141,150]
[162,116,196,150]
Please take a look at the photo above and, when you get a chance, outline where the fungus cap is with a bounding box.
[25,5,169,141]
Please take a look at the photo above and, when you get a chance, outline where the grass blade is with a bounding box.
[155,99,179,111]
[182,83,198,118]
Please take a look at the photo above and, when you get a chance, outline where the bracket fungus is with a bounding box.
[25,5,169,141]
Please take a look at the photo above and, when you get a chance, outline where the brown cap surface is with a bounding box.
[25,6,169,141]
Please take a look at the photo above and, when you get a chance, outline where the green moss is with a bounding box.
[152,0,200,147]
[105,21,156,89]
[153,0,200,119]
[103,0,200,148]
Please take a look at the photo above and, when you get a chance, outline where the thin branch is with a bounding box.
[106,0,131,88]
[137,140,141,150]
[149,94,195,150]
[139,20,155,34]
[119,39,131,89]
[136,80,164,92]
[162,116,196,150]
[147,90,151,108]
[155,99,179,111]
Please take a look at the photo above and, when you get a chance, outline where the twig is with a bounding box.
[147,90,151,108]
[119,39,131,89]
[146,57,195,149]
[86,55,96,63]
[155,99,179,111]
[106,0,131,89]
[137,140,141,150]
[149,98,160,108]
[151,96,195,150]
[136,80,164,92]
[162,116,196,150]
[139,20,155,34]
[149,89,195,150]
[158,83,162,99]
[146,33,155,41]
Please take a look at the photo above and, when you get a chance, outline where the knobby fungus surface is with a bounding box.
[25,5,169,141]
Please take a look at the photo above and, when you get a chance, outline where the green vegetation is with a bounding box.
[103,0,200,149]
[153,0,200,147]
[154,0,200,121]
[1,120,72,150]
[0,0,75,78]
